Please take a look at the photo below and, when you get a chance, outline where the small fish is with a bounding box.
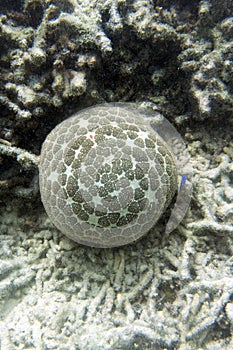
[180,175,187,192]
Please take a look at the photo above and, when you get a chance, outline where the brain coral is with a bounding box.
[39,103,192,248]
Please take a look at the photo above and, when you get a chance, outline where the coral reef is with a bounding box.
[179,10,233,120]
[0,0,233,349]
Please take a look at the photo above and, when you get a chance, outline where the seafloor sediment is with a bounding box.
[0,1,233,349]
